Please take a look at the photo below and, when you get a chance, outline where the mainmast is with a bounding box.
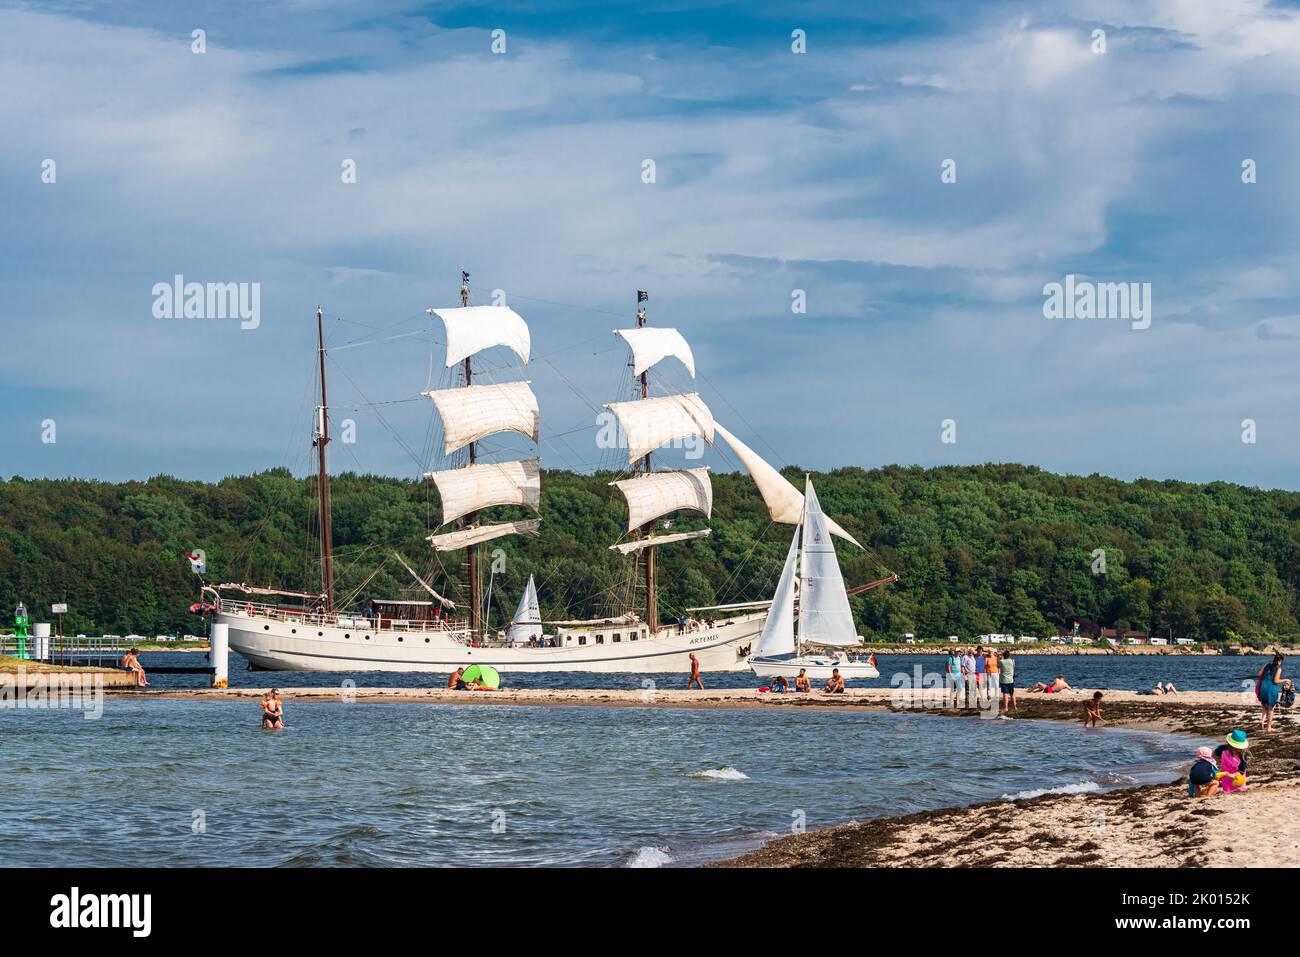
[314,304,335,612]
[636,291,657,634]
[460,271,480,638]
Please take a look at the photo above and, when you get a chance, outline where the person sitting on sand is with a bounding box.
[823,669,845,694]
[1188,746,1220,797]
[261,689,284,730]
[447,667,467,690]
[770,675,789,693]
[466,678,500,691]
[1213,730,1249,792]
[1084,692,1103,727]
[1029,675,1072,694]
[121,648,148,688]
[795,669,811,693]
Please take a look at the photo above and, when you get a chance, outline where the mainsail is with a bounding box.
[422,279,541,636]
[798,477,859,647]
[752,525,799,658]
[506,574,543,646]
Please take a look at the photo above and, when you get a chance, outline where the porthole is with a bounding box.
[264,625,270,631]
[291,628,297,634]
[318,631,323,637]
[345,633,350,639]
[424,638,430,643]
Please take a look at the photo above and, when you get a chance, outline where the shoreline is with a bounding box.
[709,695,1300,868]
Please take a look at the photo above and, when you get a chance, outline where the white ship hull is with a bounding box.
[218,609,765,674]
[748,654,879,681]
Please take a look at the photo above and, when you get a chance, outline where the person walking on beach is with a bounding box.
[1255,653,1289,732]
[999,651,1017,714]
[1084,692,1103,728]
[261,689,283,730]
[121,647,148,687]
[945,647,962,708]
[687,652,704,690]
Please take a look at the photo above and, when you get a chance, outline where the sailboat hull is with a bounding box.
[218,610,764,674]
[748,654,879,681]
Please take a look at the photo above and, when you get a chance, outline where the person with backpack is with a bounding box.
[1256,652,1291,733]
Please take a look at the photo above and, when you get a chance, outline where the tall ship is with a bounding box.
[209,276,889,673]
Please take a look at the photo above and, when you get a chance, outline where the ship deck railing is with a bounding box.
[217,598,469,634]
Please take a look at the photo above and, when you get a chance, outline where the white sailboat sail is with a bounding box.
[425,459,541,526]
[752,524,800,658]
[430,305,531,367]
[798,477,860,647]
[610,528,711,555]
[506,574,543,645]
[610,467,712,531]
[604,393,715,464]
[713,422,862,549]
[423,381,540,455]
[427,519,540,552]
[614,327,696,378]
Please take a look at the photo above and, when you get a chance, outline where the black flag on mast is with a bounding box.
[637,290,648,302]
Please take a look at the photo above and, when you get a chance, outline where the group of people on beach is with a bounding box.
[446,666,501,691]
[943,646,1027,712]
[765,667,847,694]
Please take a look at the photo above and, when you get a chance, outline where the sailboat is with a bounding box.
[747,477,880,682]
[209,283,893,674]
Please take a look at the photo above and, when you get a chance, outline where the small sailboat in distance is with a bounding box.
[748,476,880,682]
[506,575,543,646]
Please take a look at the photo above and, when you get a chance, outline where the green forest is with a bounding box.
[2,463,1298,644]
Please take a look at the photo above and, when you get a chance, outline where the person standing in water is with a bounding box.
[687,652,704,690]
[261,689,284,729]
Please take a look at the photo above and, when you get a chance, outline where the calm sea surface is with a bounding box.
[2,699,1193,867]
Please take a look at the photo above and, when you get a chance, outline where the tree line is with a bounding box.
[1,463,1295,644]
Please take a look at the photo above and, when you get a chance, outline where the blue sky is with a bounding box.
[3,0,1300,487]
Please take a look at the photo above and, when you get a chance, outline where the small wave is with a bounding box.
[626,846,674,868]
[1001,781,1101,802]
[689,766,749,781]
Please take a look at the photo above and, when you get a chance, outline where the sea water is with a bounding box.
[0,699,1193,867]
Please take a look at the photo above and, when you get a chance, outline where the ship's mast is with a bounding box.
[637,291,657,634]
[461,271,480,638]
[315,305,335,612]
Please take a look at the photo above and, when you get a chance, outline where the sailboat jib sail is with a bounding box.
[610,528,711,555]
[427,518,541,552]
[604,393,716,464]
[752,524,800,658]
[615,327,696,378]
[506,575,543,645]
[610,467,712,531]
[799,478,860,647]
[712,422,862,549]
[422,381,540,455]
[425,459,541,526]
[429,305,531,367]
